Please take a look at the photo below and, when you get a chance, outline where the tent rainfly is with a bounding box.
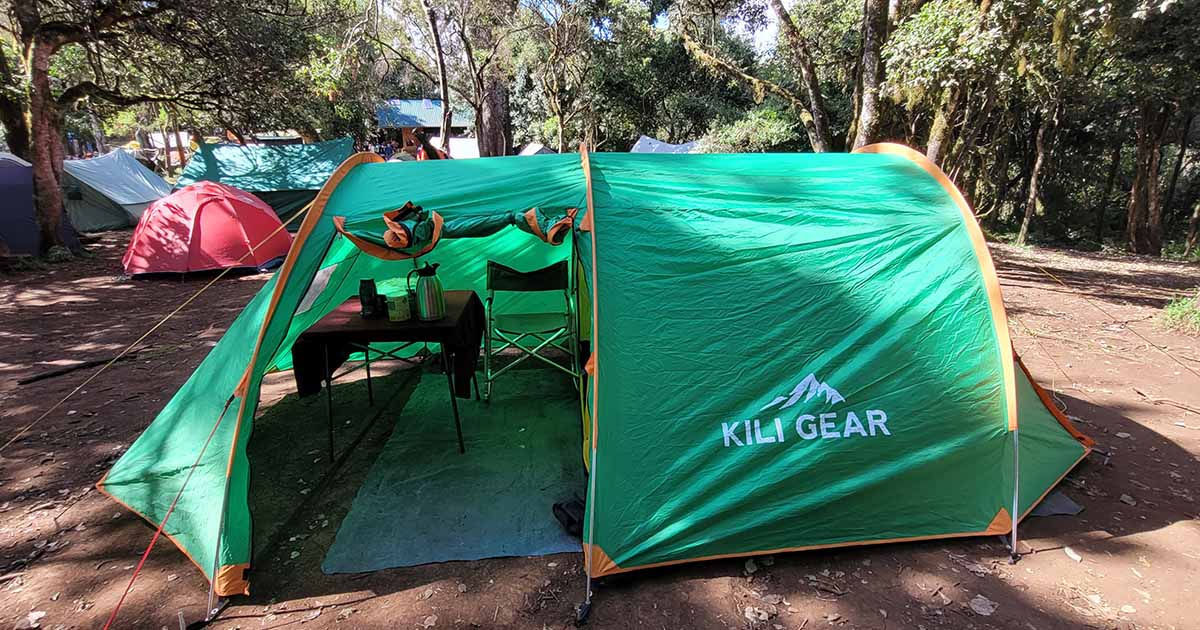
[0,153,40,256]
[122,182,293,275]
[99,144,1092,599]
[62,150,171,232]
[175,138,354,223]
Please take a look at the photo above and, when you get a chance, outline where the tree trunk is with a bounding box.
[422,0,453,154]
[160,121,174,174]
[170,107,187,167]
[946,84,997,175]
[476,72,511,157]
[1126,101,1172,256]
[0,45,30,160]
[28,42,68,252]
[1016,113,1051,246]
[852,0,889,149]
[87,110,107,154]
[556,111,566,154]
[1163,111,1193,218]
[887,0,903,30]
[1185,200,1200,257]
[1094,141,1121,244]
[925,87,960,166]
[767,0,832,151]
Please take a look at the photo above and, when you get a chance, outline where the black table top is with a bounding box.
[298,290,480,344]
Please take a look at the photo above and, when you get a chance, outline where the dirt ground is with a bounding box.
[1,233,1198,630]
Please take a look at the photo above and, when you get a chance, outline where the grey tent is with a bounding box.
[630,135,699,154]
[62,150,171,232]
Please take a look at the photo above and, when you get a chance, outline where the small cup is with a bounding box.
[387,293,411,322]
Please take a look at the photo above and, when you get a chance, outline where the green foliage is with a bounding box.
[586,2,753,148]
[14,0,1198,256]
[43,246,74,264]
[103,110,141,138]
[508,0,753,150]
[699,107,803,153]
[1161,290,1200,336]
[883,0,1005,109]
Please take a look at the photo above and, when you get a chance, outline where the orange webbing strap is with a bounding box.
[524,207,579,245]
[331,211,444,261]
[101,395,237,630]
[0,202,312,458]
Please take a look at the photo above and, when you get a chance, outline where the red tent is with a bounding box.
[122,181,292,274]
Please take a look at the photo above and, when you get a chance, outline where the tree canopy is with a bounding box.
[2,0,1198,257]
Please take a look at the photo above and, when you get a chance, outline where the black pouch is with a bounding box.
[553,495,585,538]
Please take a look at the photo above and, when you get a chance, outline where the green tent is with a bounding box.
[99,144,1092,598]
[175,138,354,222]
[62,150,171,232]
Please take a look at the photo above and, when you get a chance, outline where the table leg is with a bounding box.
[365,346,374,406]
[324,343,334,463]
[442,346,465,454]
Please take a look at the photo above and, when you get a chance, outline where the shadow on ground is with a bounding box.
[158,371,1200,629]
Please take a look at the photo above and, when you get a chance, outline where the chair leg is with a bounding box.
[483,308,493,402]
[568,326,581,388]
[364,347,374,406]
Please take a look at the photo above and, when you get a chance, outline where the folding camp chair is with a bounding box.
[483,259,580,401]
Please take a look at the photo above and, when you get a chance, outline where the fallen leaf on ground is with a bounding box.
[744,606,772,622]
[14,611,46,630]
[969,594,998,616]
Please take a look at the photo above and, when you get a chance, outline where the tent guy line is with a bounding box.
[1031,263,1200,382]
[0,201,313,458]
[101,395,236,630]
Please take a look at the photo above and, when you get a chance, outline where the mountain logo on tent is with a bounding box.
[760,374,845,411]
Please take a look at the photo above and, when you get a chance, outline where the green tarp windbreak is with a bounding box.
[175,138,355,221]
[99,145,1091,597]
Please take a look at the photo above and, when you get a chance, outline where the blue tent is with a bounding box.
[0,153,79,256]
[0,153,38,256]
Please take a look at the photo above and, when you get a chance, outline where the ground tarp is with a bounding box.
[62,150,171,232]
[322,369,582,573]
